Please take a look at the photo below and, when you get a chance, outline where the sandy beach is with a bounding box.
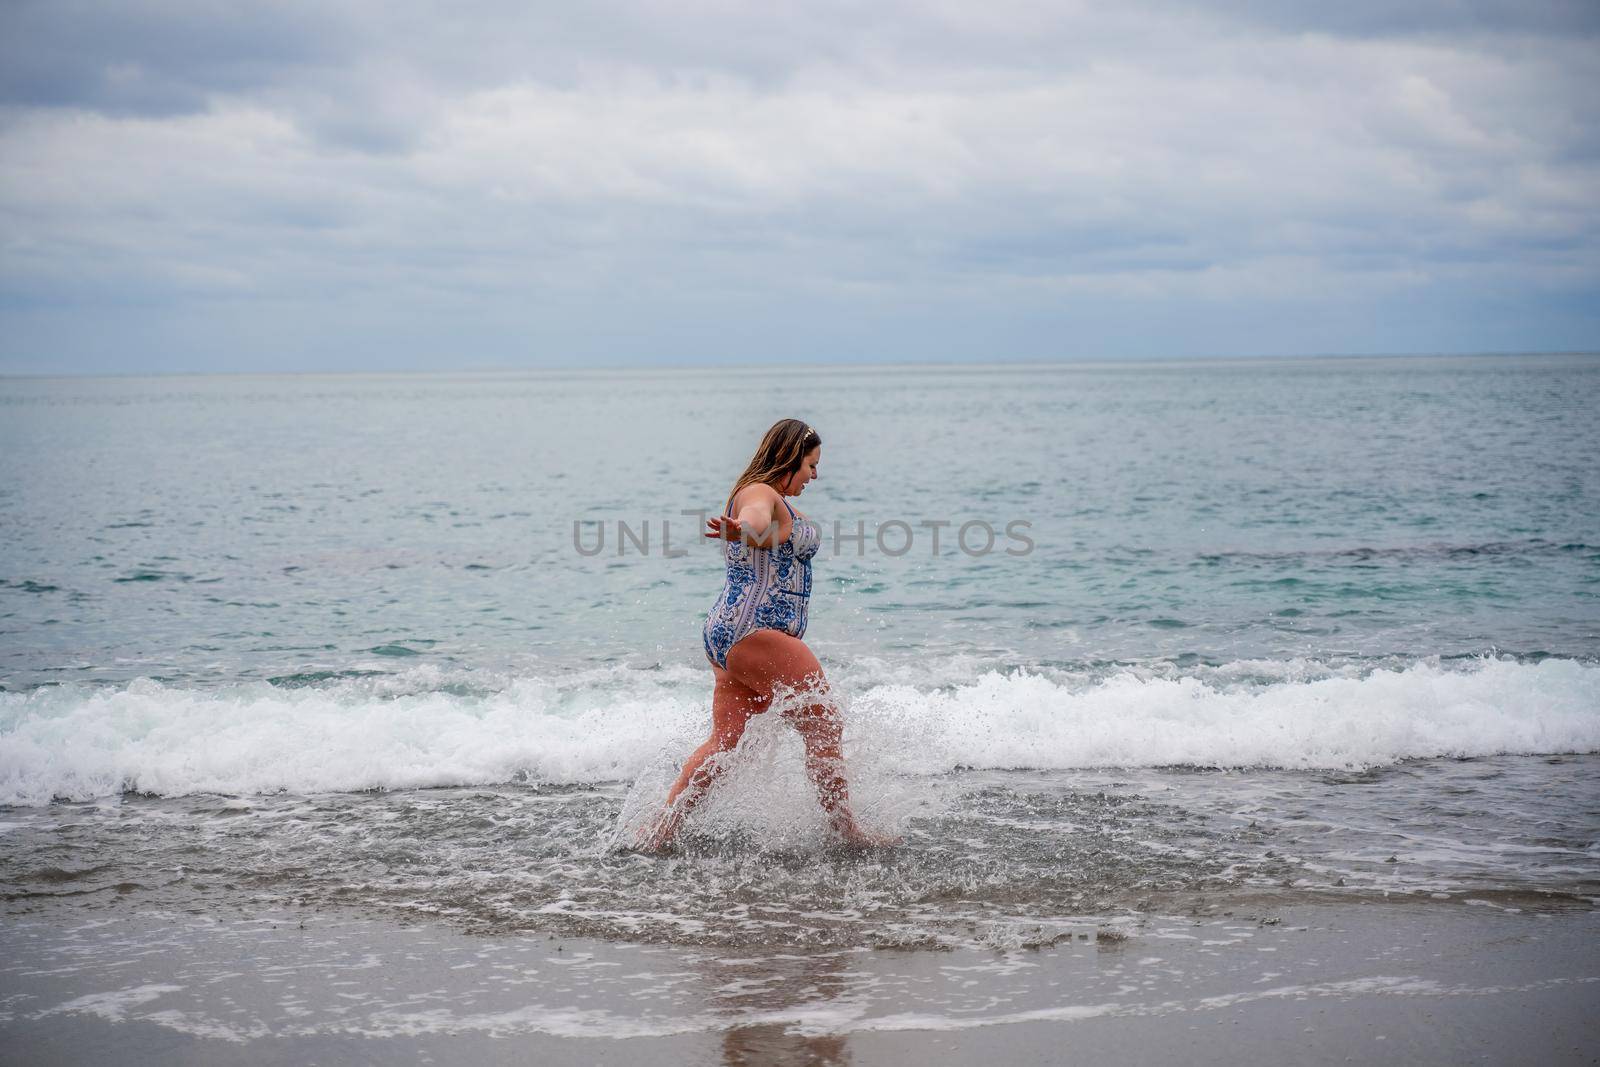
[3,896,1595,1065]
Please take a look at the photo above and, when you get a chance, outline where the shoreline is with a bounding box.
[3,899,1595,1064]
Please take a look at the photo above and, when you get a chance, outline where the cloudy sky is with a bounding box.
[1,1,1596,374]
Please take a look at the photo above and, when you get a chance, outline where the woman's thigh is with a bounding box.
[724,629,828,704]
[710,665,769,739]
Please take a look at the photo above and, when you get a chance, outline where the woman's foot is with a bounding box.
[633,812,679,854]
[830,812,900,849]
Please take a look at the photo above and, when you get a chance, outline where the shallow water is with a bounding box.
[4,752,1594,950]
[5,901,1595,1061]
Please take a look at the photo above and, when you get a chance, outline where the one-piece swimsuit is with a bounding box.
[702,497,821,670]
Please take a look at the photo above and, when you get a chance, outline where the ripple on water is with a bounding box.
[1,756,1593,949]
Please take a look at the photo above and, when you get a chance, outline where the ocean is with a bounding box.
[2,353,1597,953]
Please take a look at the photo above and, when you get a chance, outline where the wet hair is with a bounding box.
[725,419,820,511]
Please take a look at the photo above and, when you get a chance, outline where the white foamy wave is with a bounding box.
[859,656,1599,775]
[0,665,710,807]
[0,657,1595,805]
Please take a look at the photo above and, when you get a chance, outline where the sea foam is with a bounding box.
[0,656,1595,806]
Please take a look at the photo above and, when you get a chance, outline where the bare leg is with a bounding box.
[785,695,875,843]
[639,668,767,851]
[726,630,893,847]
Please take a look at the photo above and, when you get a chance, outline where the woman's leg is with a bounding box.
[664,667,768,807]
[640,667,768,850]
[725,630,886,845]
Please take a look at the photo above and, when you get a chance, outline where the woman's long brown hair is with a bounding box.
[724,419,820,513]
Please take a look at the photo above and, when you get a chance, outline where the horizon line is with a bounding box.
[1,349,1596,382]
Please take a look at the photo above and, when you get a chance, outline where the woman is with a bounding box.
[641,419,884,851]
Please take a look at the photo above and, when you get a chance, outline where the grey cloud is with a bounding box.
[0,0,345,116]
[0,1,1596,372]
[1186,0,1600,39]
[6,0,1598,125]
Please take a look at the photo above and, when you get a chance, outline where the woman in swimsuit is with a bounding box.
[641,418,884,851]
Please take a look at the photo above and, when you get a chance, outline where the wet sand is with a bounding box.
[2,899,1596,1065]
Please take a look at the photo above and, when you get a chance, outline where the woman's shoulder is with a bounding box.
[729,481,784,514]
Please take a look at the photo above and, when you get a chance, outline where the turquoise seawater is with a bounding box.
[1,355,1597,949]
[3,354,1596,687]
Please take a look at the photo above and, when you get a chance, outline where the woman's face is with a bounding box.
[783,447,821,496]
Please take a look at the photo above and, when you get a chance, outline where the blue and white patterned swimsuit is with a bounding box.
[703,497,821,669]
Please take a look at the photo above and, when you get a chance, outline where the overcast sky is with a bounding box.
[1,1,1597,374]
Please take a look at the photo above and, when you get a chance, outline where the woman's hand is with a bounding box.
[704,515,745,541]
[708,503,778,547]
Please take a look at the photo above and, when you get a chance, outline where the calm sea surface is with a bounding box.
[2,355,1597,950]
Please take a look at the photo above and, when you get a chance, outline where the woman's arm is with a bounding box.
[733,487,783,548]
[705,485,785,548]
